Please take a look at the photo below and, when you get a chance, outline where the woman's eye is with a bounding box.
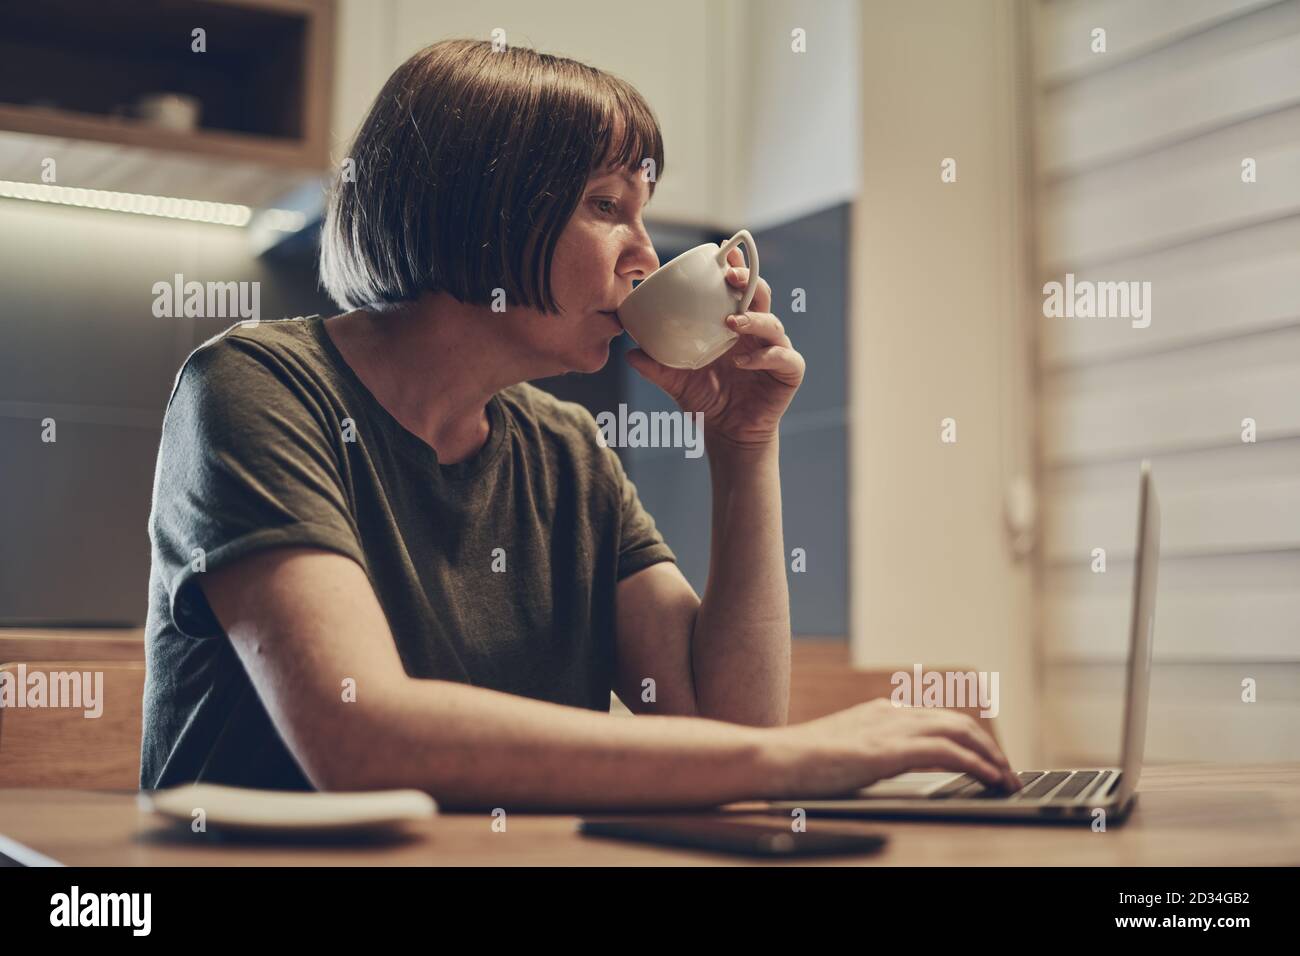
[593,198,618,216]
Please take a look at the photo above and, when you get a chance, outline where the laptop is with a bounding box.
[767,460,1160,824]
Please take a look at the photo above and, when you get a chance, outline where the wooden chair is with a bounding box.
[0,627,144,669]
[0,659,145,788]
[790,637,1000,743]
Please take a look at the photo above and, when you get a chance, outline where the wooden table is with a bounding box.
[0,763,1296,866]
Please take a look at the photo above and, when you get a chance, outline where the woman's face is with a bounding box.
[506,166,660,375]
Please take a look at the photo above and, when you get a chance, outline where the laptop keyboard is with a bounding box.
[931,769,1118,802]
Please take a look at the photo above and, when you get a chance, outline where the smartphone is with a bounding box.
[577,815,888,859]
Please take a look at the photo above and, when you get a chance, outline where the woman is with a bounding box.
[140,39,1018,807]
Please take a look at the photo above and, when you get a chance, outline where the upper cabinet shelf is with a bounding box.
[0,0,334,204]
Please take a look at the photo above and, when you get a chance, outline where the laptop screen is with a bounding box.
[1118,461,1161,801]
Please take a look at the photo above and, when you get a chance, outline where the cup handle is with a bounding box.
[716,229,761,314]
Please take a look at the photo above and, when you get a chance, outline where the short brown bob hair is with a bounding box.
[320,38,665,314]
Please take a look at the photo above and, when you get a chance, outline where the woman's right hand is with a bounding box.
[758,698,1021,799]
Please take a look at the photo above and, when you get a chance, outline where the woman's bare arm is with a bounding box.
[199,547,1020,809]
[199,547,771,810]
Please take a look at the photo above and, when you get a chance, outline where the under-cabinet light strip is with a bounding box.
[0,180,307,232]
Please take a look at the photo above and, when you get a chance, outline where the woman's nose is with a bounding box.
[627,243,659,280]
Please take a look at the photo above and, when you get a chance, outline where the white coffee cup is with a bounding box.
[617,229,760,370]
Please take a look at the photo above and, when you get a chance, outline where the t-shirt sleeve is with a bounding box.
[149,335,368,639]
[602,443,677,581]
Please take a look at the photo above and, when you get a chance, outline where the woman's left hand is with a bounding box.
[625,245,805,449]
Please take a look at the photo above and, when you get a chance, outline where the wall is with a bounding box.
[330,0,861,230]
[628,205,851,636]
[0,201,336,623]
[849,0,1038,765]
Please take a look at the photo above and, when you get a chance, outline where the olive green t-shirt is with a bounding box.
[140,315,675,791]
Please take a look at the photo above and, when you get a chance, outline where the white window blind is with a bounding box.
[1031,0,1300,763]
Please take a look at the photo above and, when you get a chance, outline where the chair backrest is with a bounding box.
[0,629,144,668]
[0,660,145,788]
[790,639,999,742]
